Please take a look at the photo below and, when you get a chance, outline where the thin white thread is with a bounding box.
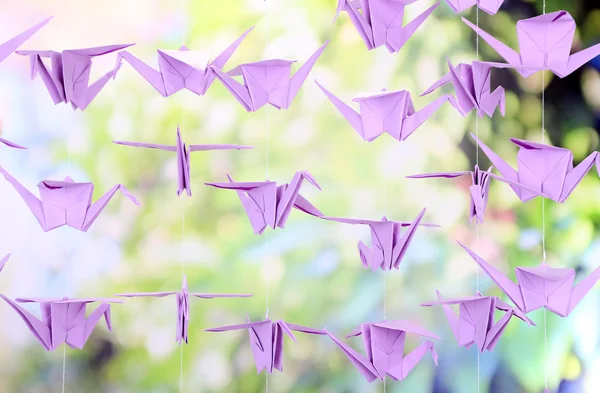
[264,2,270,392]
[542,2,547,390]
[62,344,66,393]
[383,180,387,392]
[475,6,481,393]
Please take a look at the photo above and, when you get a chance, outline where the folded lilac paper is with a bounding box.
[210,41,328,112]
[320,208,437,270]
[114,125,252,197]
[0,167,140,232]
[118,275,251,345]
[316,81,465,142]
[463,10,600,78]
[422,291,534,352]
[17,43,134,110]
[0,17,51,64]
[407,166,492,223]
[205,171,323,235]
[471,133,598,203]
[325,320,439,382]
[334,0,438,53]
[114,27,253,97]
[0,295,122,351]
[461,242,600,317]
[443,0,503,14]
[205,318,325,374]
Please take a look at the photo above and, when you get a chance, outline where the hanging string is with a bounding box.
[475,5,481,393]
[263,1,270,392]
[62,344,66,393]
[179,0,187,392]
[541,0,548,390]
[383,179,387,393]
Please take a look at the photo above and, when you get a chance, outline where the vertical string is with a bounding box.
[179,0,187,392]
[62,344,66,393]
[542,0,548,390]
[383,180,387,393]
[263,2,270,392]
[475,6,481,393]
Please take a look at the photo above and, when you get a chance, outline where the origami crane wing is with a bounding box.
[334,0,375,49]
[113,141,177,152]
[568,264,600,315]
[83,184,140,232]
[458,241,526,311]
[17,50,66,105]
[0,17,52,64]
[0,254,10,272]
[391,208,426,269]
[0,166,46,230]
[324,328,380,382]
[286,41,329,107]
[406,171,471,179]
[315,81,365,140]
[275,171,322,228]
[116,291,178,298]
[0,137,27,149]
[422,295,481,349]
[0,294,53,350]
[189,292,253,299]
[381,2,438,53]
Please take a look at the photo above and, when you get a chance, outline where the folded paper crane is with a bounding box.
[0,167,140,232]
[0,137,27,150]
[117,275,251,345]
[0,295,122,351]
[0,17,51,64]
[325,320,439,382]
[460,242,600,318]
[321,208,436,270]
[471,133,598,203]
[462,10,600,78]
[407,166,492,223]
[422,291,534,352]
[316,81,464,142]
[421,60,525,118]
[0,254,10,272]
[114,125,252,197]
[114,27,253,97]
[205,318,325,374]
[205,171,323,235]
[334,0,438,53]
[209,41,328,112]
[17,43,134,110]
[443,0,503,14]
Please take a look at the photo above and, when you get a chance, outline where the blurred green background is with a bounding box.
[0,0,599,392]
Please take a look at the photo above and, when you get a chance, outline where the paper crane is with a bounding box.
[114,27,253,97]
[422,291,534,352]
[334,0,438,53]
[321,208,436,270]
[0,17,51,65]
[460,241,600,318]
[443,0,503,15]
[471,133,598,203]
[0,137,27,150]
[325,320,439,382]
[117,275,251,345]
[316,81,464,142]
[0,295,122,351]
[17,43,134,110]
[462,10,600,78]
[420,60,526,118]
[205,171,323,235]
[0,166,140,232]
[205,318,326,374]
[0,254,10,272]
[114,125,252,197]
[209,41,328,112]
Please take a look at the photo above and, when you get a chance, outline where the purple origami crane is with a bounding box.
[114,27,253,97]
[0,17,51,64]
[407,165,493,224]
[0,254,10,272]
[421,60,525,118]
[0,167,140,232]
[117,275,251,345]
[316,81,464,142]
[472,133,598,203]
[0,295,122,351]
[422,291,534,352]
[0,137,27,150]
[205,318,325,374]
[17,43,134,110]
[443,0,503,15]
[463,10,600,78]
[325,320,439,382]
[334,0,438,53]
[461,242,600,318]
[205,171,323,235]
[321,208,436,271]
[209,41,328,112]
[114,125,252,197]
